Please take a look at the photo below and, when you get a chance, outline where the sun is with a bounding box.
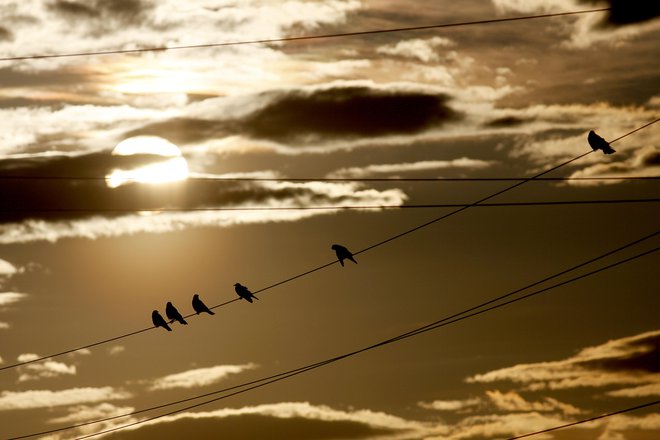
[105,136,189,188]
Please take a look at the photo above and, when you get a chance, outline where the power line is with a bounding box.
[3,198,659,214]
[1,175,658,182]
[507,400,660,439]
[1,120,655,374]
[12,237,657,439]
[0,9,610,62]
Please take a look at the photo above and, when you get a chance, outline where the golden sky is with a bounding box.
[1,1,659,439]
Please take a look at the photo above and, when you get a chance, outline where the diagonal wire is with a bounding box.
[507,400,660,439]
[1,119,655,373]
[10,230,658,439]
[0,9,610,62]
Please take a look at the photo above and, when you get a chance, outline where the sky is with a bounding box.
[0,1,659,439]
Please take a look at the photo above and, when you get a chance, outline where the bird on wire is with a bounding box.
[152,310,172,332]
[331,244,357,267]
[588,130,616,154]
[234,283,258,303]
[165,301,188,325]
[192,293,215,315]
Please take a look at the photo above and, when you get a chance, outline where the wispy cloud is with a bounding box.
[0,259,18,277]
[149,363,258,390]
[16,353,77,382]
[377,37,456,63]
[328,158,494,178]
[0,387,131,410]
[467,330,660,391]
[0,292,27,306]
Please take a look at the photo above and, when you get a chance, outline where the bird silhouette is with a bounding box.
[588,130,615,154]
[165,301,188,325]
[152,310,172,332]
[192,293,215,315]
[234,283,258,303]
[331,244,357,266]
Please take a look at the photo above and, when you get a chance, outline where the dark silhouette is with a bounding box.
[192,293,215,315]
[165,301,188,325]
[331,244,357,266]
[588,130,616,155]
[234,283,258,303]
[152,310,172,332]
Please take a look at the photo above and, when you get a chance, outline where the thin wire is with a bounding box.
[14,243,656,440]
[609,118,660,144]
[2,120,654,374]
[0,9,610,62]
[507,400,660,439]
[11,230,658,439]
[1,175,658,182]
[4,198,659,213]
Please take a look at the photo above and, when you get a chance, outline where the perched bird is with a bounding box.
[331,244,357,267]
[234,283,258,303]
[588,130,615,155]
[165,301,188,325]
[152,310,172,332]
[192,293,215,315]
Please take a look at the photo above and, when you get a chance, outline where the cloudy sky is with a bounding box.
[1,1,659,439]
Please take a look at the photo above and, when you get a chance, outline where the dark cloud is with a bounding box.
[128,86,461,146]
[245,87,459,143]
[579,0,660,26]
[639,148,660,166]
[0,26,13,42]
[484,116,532,128]
[578,333,660,374]
[48,0,153,25]
[102,413,399,440]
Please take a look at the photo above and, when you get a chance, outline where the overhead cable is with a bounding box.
[0,9,610,62]
[1,119,655,373]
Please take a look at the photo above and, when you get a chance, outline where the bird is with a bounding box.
[152,310,172,332]
[331,244,357,266]
[165,301,188,325]
[588,130,615,155]
[192,293,215,315]
[234,283,258,303]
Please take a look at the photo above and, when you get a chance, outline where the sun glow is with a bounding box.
[105,136,189,188]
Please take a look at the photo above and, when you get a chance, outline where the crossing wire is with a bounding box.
[0,9,610,62]
[3,198,659,213]
[12,237,658,439]
[0,119,656,373]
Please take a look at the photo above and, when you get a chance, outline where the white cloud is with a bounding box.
[419,398,480,411]
[16,353,77,382]
[0,292,27,307]
[328,158,495,178]
[485,390,582,415]
[108,346,125,356]
[0,259,18,277]
[112,401,447,439]
[150,363,258,390]
[567,145,660,185]
[0,322,9,330]
[47,402,136,424]
[606,383,660,398]
[377,37,456,62]
[0,387,131,410]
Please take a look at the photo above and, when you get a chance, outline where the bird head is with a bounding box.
[331,244,339,250]
[193,294,199,298]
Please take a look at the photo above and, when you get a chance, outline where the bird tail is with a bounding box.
[180,318,188,325]
[164,324,172,332]
[208,310,215,315]
[349,256,357,264]
[253,295,259,301]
